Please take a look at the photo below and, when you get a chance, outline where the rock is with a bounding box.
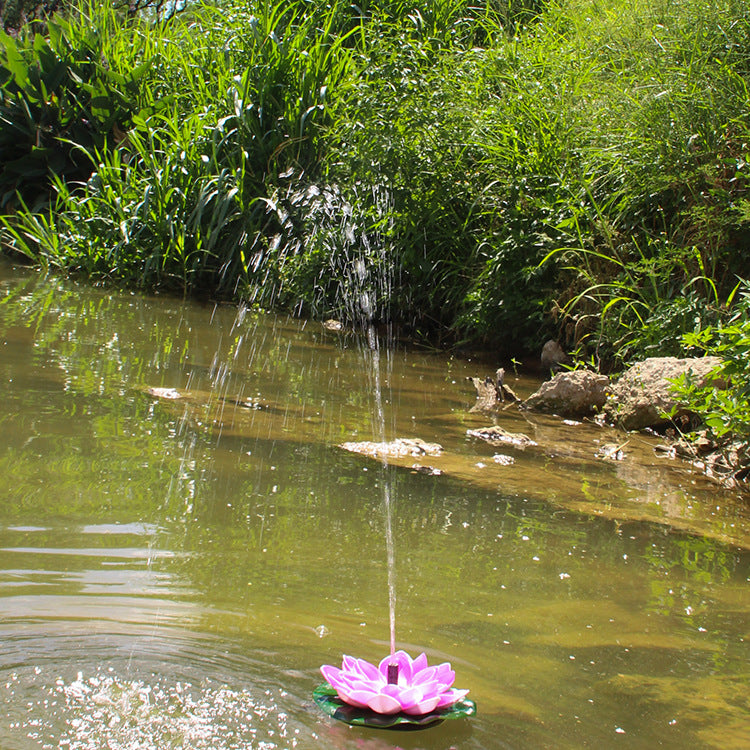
[523,370,610,417]
[339,438,443,459]
[322,319,343,331]
[654,443,678,459]
[410,464,443,476]
[468,368,521,411]
[604,356,723,431]
[146,386,268,411]
[467,426,537,447]
[468,376,499,411]
[146,387,183,400]
[596,442,628,461]
[541,340,570,373]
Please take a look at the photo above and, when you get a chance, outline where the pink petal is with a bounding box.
[411,665,438,685]
[353,658,382,683]
[433,663,456,687]
[402,696,441,715]
[412,653,429,674]
[380,683,403,698]
[349,686,380,701]
[436,688,469,709]
[342,655,359,672]
[391,686,422,710]
[340,688,378,708]
[366,692,403,714]
[394,650,416,681]
[342,676,377,693]
[320,665,344,689]
[408,679,440,700]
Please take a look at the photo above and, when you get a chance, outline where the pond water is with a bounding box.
[0,260,748,749]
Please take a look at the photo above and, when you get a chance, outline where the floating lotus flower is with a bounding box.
[319,650,469,716]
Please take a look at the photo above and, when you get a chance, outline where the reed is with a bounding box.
[1,0,358,294]
[1,0,748,362]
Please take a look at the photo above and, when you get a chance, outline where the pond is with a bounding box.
[0,259,748,749]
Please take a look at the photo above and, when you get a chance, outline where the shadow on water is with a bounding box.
[0,260,748,749]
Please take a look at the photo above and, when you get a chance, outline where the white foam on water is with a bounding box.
[6,668,297,750]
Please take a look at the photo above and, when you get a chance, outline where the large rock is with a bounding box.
[604,356,722,431]
[540,340,570,372]
[523,370,610,417]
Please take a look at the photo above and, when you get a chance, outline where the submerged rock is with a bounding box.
[604,356,723,431]
[339,438,443,459]
[410,464,443,476]
[146,387,183,400]
[596,442,628,461]
[523,370,610,417]
[145,386,267,411]
[467,426,537,447]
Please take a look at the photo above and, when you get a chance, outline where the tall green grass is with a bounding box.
[1,1,358,295]
[527,0,750,361]
[1,0,748,361]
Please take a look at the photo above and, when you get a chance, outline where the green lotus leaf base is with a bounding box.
[313,684,476,731]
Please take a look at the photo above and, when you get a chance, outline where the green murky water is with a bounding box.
[0,260,748,749]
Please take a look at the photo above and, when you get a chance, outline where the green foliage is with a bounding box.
[3,120,254,291]
[318,0,750,351]
[1,0,357,293]
[532,0,750,364]
[671,280,750,447]
[540,236,729,365]
[1,0,750,359]
[0,6,158,210]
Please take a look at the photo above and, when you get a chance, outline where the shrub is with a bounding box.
[2,0,750,360]
[1,0,357,293]
[671,280,750,448]
[0,4,160,211]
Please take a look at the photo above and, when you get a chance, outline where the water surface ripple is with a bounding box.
[0,261,748,749]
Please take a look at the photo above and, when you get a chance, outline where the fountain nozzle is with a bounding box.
[387,663,399,685]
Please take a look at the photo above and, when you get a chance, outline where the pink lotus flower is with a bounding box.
[320,650,469,715]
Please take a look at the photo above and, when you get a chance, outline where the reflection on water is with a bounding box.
[0,260,748,749]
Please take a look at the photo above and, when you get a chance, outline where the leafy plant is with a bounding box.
[0,4,161,210]
[670,280,750,448]
[1,0,359,295]
[2,0,750,361]
[539,231,731,366]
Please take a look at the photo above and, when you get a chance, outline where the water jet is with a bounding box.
[315,324,474,730]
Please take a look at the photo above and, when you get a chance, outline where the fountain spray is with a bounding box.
[314,222,474,728]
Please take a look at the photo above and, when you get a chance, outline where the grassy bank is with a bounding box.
[1,0,748,362]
